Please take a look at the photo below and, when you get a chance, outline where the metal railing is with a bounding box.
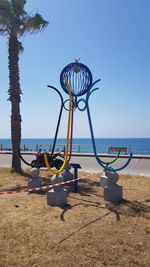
[0,143,150,155]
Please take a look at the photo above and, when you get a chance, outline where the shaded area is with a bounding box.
[60,201,106,222]
[67,178,101,196]
[68,195,103,205]
[0,172,53,193]
[106,199,150,219]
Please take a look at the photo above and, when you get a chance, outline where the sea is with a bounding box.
[0,138,150,155]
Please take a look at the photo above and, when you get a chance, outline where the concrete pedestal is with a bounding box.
[62,171,73,182]
[100,174,110,187]
[104,184,123,202]
[100,171,119,188]
[51,174,64,184]
[47,187,67,207]
[28,177,42,189]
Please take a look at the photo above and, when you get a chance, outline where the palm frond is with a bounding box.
[0,0,12,27]
[23,13,49,34]
[18,40,24,53]
[0,26,8,35]
[0,0,11,16]
[0,0,27,33]
[0,1,49,36]
[11,0,27,16]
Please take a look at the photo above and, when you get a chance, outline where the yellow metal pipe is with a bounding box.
[44,77,73,174]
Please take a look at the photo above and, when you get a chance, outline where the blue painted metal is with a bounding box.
[44,61,133,173]
[60,62,93,97]
[85,81,133,172]
[71,163,81,193]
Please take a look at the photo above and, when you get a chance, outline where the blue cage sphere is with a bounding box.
[60,62,93,96]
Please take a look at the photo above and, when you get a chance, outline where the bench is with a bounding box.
[108,147,127,154]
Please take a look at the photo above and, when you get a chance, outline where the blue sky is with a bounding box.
[0,0,150,138]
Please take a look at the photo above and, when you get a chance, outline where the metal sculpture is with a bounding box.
[44,60,132,172]
[19,79,74,170]
[19,77,74,170]
[20,60,132,172]
[44,77,74,174]
[19,150,64,169]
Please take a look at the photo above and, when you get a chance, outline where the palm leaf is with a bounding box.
[24,13,48,34]
[0,1,48,35]
[0,0,49,172]
[0,27,8,34]
[0,0,12,27]
[11,0,27,16]
[0,0,11,16]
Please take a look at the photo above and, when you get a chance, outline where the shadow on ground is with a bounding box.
[106,199,150,221]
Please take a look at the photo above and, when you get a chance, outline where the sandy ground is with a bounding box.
[0,168,150,267]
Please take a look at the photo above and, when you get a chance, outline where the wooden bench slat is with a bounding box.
[108,147,127,154]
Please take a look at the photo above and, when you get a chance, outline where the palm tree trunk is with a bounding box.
[8,33,22,172]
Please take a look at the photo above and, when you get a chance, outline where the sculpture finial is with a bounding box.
[74,58,80,63]
[73,58,80,73]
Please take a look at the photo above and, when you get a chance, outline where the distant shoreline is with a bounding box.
[0,138,150,155]
[0,137,150,139]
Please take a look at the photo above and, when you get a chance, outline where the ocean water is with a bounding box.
[0,138,150,155]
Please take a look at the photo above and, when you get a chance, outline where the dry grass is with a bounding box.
[0,168,150,267]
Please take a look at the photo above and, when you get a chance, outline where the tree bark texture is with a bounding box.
[8,33,22,172]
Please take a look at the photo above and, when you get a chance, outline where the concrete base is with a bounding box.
[47,187,67,207]
[100,175,110,187]
[51,174,64,184]
[104,184,123,202]
[28,177,42,189]
[100,171,119,188]
[62,171,73,182]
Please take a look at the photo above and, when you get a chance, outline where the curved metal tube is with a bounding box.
[100,149,121,166]
[87,87,121,166]
[19,85,64,168]
[86,81,132,172]
[61,99,75,163]
[67,100,75,163]
[19,150,43,168]
[44,77,73,173]
[48,85,74,162]
[47,85,64,158]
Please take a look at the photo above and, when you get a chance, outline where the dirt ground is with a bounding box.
[0,168,150,267]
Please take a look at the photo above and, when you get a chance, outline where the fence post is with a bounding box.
[71,163,81,193]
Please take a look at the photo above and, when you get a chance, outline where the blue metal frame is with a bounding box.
[60,62,132,172]
[60,62,93,97]
[85,80,133,172]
